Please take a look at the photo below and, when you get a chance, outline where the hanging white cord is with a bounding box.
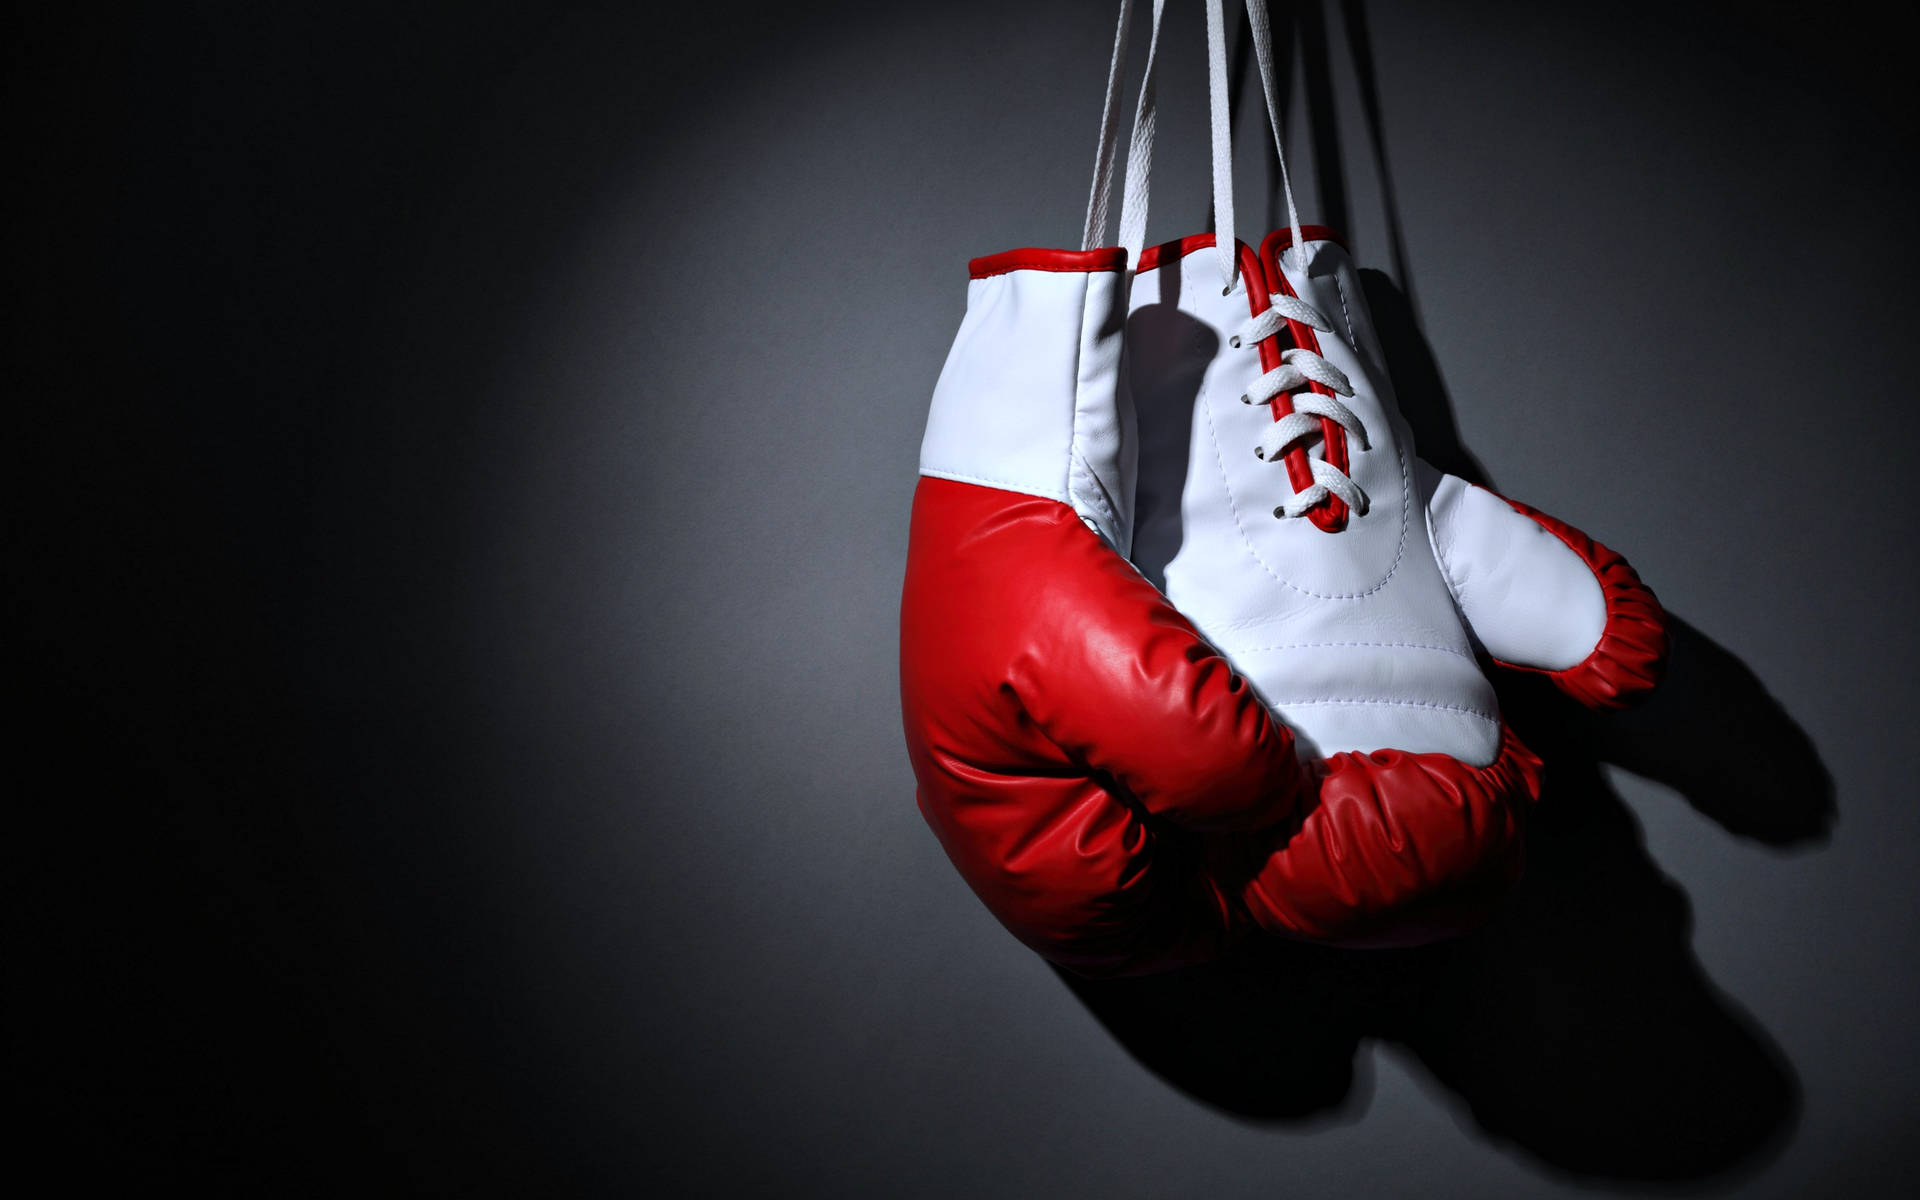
[1113,0,1167,266]
[1244,0,1309,276]
[1084,0,1297,278]
[1204,0,1309,286]
[1204,0,1237,288]
[1080,0,1133,251]
[1080,0,1166,264]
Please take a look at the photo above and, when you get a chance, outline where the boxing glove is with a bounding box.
[1128,226,1668,947]
[902,247,1310,977]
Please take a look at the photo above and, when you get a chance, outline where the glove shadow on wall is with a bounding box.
[1057,270,1834,1186]
[1127,270,1211,594]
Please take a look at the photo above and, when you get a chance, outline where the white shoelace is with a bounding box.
[1232,295,1370,519]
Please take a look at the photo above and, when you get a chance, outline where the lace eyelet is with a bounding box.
[1272,507,1288,519]
[1253,447,1264,459]
[1228,335,1242,349]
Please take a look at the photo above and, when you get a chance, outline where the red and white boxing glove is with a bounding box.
[1120,0,1668,946]
[904,0,1319,977]
[902,246,1308,977]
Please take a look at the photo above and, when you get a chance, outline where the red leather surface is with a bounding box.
[1135,227,1347,274]
[900,476,1307,976]
[1209,725,1544,948]
[967,246,1128,279]
[1493,497,1671,710]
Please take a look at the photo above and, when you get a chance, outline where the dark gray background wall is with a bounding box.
[13,1,1918,1195]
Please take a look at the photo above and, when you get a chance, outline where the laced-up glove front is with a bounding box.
[1129,227,1667,947]
[1112,0,1668,947]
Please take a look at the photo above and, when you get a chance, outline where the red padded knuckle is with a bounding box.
[901,477,1299,974]
[1210,726,1544,948]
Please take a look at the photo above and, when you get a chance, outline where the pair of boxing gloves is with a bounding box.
[899,229,1668,977]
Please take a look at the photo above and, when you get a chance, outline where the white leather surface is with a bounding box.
[921,264,1136,553]
[1129,235,1503,764]
[1422,466,1608,671]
